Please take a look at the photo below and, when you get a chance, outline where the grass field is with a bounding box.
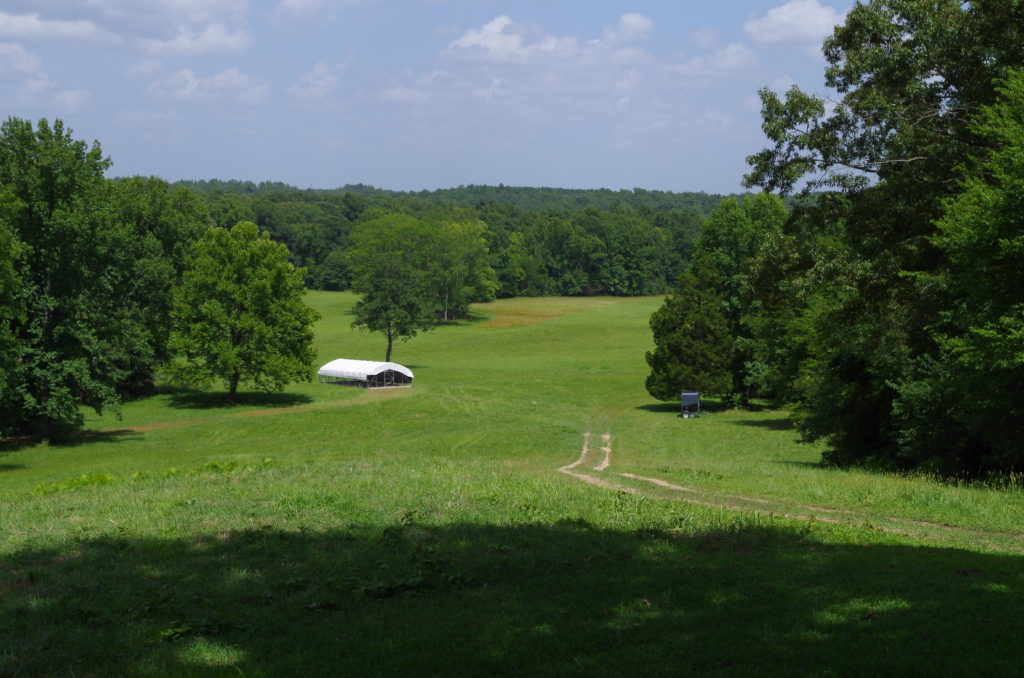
[2,291,1023,676]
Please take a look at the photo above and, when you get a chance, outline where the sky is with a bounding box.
[0,0,855,194]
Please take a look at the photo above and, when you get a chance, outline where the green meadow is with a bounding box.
[2,292,1023,676]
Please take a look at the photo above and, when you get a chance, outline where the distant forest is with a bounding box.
[173,180,747,297]
[175,179,734,214]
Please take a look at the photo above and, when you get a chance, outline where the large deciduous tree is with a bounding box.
[345,215,438,362]
[111,176,212,394]
[896,69,1024,473]
[0,219,23,405]
[0,118,185,439]
[691,194,787,397]
[427,219,498,321]
[170,221,320,401]
[742,0,1024,474]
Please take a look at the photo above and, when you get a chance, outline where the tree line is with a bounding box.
[647,0,1024,477]
[178,181,726,298]
[0,119,721,441]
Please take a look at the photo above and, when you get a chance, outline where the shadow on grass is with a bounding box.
[779,460,829,470]
[166,391,313,411]
[2,521,1022,677]
[0,463,24,472]
[635,400,729,415]
[0,429,142,453]
[732,417,796,431]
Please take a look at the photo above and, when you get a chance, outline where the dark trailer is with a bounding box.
[680,391,701,418]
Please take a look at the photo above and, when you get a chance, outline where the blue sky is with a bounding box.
[0,0,853,194]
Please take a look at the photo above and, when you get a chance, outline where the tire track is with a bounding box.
[559,431,1024,552]
[558,432,639,494]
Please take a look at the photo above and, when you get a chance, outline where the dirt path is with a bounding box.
[560,432,1024,552]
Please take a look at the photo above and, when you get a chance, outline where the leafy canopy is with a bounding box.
[0,118,195,438]
[170,221,320,401]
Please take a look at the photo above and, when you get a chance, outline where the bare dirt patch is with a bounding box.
[476,298,619,328]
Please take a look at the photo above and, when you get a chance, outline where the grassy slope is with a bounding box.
[1,291,1022,677]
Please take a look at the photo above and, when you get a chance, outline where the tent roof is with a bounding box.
[317,359,414,381]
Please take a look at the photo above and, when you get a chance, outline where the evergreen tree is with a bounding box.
[645,272,733,401]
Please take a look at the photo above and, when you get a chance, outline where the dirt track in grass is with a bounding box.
[560,432,1024,553]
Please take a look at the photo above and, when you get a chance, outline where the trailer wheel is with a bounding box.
[681,410,690,419]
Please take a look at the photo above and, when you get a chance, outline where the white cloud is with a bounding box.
[744,0,844,45]
[275,0,369,23]
[125,59,162,77]
[0,42,52,103]
[150,68,268,104]
[473,76,509,101]
[444,15,578,63]
[602,13,654,45]
[278,0,325,12]
[145,23,251,55]
[116,108,181,124]
[0,11,116,42]
[288,61,345,100]
[689,27,718,49]
[101,0,248,26]
[667,43,757,75]
[0,1,250,56]
[0,41,40,75]
[378,85,429,104]
[51,88,90,111]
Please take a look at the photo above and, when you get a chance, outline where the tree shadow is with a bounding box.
[0,463,24,472]
[635,399,729,415]
[166,391,313,410]
[0,435,40,454]
[731,417,796,431]
[62,429,145,447]
[635,402,680,414]
[2,521,1021,676]
[0,429,142,452]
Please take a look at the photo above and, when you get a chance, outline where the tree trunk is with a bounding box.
[228,370,240,402]
[385,327,393,362]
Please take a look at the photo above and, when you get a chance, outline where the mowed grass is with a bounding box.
[1,291,1023,677]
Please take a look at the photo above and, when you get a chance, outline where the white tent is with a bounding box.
[317,359,414,388]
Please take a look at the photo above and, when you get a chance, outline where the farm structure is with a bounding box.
[317,359,414,388]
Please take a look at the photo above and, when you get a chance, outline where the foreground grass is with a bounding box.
[1,292,1022,676]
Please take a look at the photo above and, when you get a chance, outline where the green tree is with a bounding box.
[111,176,211,393]
[692,194,787,396]
[346,215,437,361]
[0,118,165,439]
[170,221,319,402]
[891,69,1024,473]
[645,272,733,401]
[428,219,498,321]
[0,218,23,406]
[743,0,1024,472]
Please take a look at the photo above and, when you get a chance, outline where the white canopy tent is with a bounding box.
[317,359,414,388]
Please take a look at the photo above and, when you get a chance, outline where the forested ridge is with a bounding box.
[175,179,735,214]
[173,180,727,298]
